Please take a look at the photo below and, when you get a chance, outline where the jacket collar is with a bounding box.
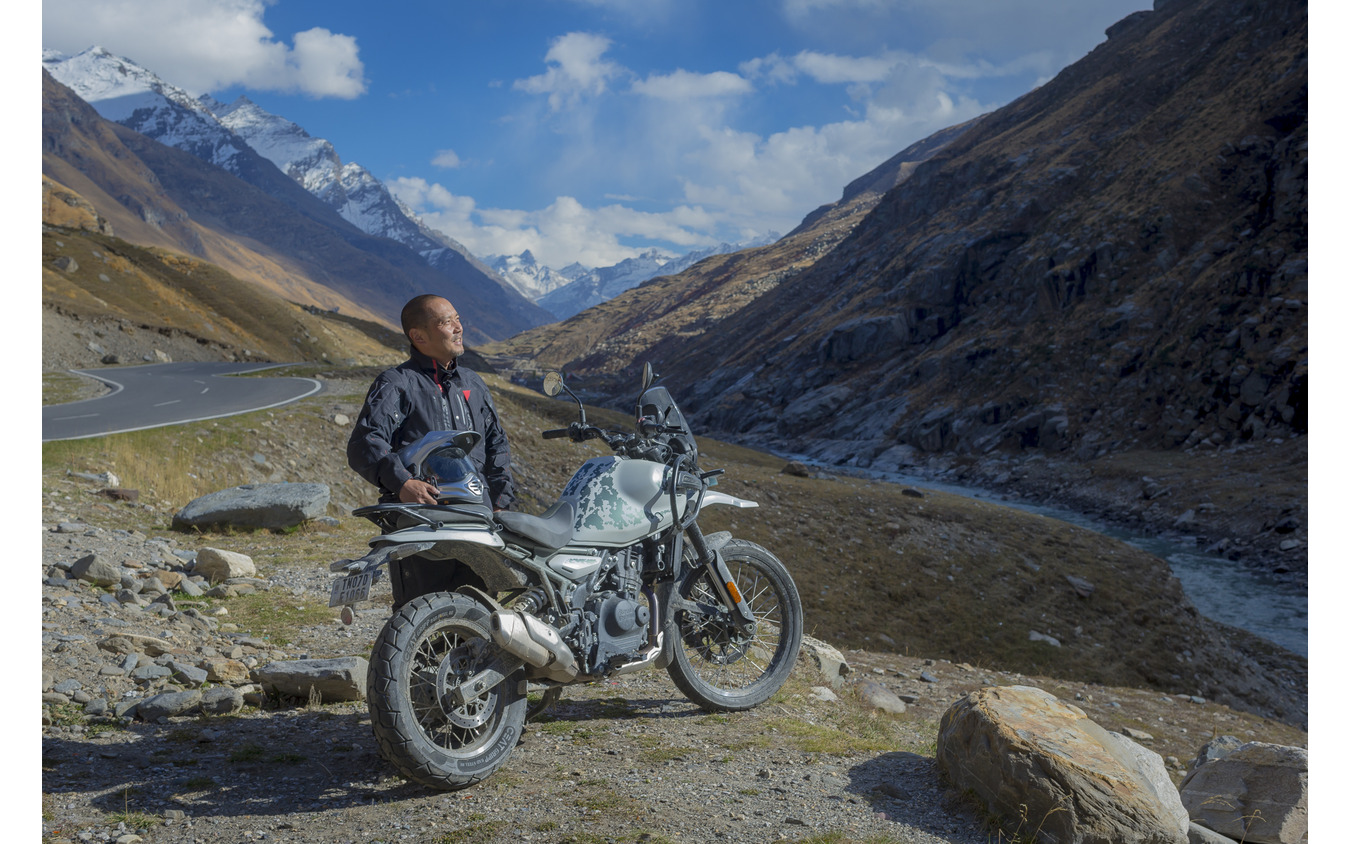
[408,345,459,378]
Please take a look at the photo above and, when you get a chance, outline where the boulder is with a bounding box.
[202,657,250,685]
[254,657,368,703]
[937,685,1189,844]
[800,635,851,687]
[1180,742,1307,844]
[199,686,244,716]
[172,483,330,530]
[193,548,257,582]
[70,554,122,587]
[137,690,202,721]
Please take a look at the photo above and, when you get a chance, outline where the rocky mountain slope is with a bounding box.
[483,0,1307,579]
[41,52,548,341]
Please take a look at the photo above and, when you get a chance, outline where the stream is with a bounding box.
[798,460,1309,656]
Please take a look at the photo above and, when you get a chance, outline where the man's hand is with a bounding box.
[398,478,440,504]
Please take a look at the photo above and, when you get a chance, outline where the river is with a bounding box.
[796,459,1308,657]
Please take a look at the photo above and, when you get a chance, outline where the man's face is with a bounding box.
[410,298,464,364]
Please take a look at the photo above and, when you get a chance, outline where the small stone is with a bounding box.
[193,548,256,582]
[169,661,208,686]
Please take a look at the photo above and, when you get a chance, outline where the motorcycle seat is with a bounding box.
[496,500,576,551]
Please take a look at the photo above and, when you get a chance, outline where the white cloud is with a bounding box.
[632,69,753,100]
[42,0,365,97]
[389,177,722,269]
[432,149,463,169]
[513,32,624,111]
[792,50,898,84]
[469,29,999,267]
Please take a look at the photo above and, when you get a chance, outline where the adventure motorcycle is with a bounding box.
[329,364,803,790]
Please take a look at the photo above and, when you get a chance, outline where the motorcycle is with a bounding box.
[328,364,803,790]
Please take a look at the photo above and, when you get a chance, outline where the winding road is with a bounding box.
[42,362,324,442]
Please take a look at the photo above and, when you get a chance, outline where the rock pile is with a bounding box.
[41,523,367,727]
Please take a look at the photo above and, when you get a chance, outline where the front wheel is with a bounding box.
[665,539,803,711]
[367,592,526,790]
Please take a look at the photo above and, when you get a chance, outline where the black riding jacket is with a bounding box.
[346,348,517,510]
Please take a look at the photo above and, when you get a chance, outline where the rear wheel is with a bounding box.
[665,539,803,711]
[367,592,526,790]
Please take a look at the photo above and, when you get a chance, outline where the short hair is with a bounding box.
[400,294,446,340]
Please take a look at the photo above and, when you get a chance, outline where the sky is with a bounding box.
[41,0,1157,270]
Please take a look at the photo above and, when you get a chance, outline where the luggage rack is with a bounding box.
[353,502,497,532]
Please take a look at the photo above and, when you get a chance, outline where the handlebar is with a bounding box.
[540,419,687,463]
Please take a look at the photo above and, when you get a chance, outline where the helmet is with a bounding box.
[424,445,486,504]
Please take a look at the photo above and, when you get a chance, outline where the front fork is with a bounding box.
[683,523,757,632]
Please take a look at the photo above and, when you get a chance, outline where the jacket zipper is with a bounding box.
[434,367,453,430]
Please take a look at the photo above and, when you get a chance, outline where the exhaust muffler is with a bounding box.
[491,610,579,682]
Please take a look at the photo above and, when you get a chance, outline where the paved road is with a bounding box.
[42,362,324,442]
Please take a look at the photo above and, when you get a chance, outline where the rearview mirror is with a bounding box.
[641,362,656,391]
[542,371,565,398]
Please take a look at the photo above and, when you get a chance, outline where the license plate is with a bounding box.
[329,572,373,607]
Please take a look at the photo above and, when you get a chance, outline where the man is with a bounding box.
[347,294,516,511]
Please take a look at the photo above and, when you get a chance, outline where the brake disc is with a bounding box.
[435,640,497,729]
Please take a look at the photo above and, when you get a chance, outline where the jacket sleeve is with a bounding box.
[346,372,413,495]
[478,383,517,511]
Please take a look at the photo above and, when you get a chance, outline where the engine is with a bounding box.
[563,548,652,675]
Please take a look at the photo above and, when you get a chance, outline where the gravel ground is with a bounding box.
[39,517,996,844]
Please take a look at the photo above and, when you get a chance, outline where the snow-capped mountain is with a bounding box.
[488,251,590,301]
[535,235,780,320]
[44,46,509,292]
[206,95,475,261]
[537,249,673,320]
[203,95,344,200]
[44,47,253,173]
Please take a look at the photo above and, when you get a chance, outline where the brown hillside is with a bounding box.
[42,179,403,368]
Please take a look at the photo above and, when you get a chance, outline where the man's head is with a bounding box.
[401,295,464,365]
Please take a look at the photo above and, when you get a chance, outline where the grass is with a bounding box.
[42,370,107,405]
[104,811,164,830]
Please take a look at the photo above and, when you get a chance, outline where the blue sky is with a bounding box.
[43,0,1152,268]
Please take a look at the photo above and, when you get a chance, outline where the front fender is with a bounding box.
[701,490,759,509]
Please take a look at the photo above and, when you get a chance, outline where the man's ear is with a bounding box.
[407,326,425,348]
